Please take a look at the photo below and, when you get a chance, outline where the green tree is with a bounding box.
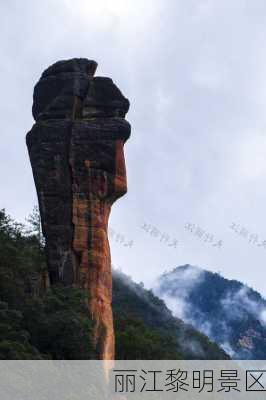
[26,205,45,248]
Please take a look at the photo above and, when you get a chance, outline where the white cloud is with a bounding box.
[1,0,266,295]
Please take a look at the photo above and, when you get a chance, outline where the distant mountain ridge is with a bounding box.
[154,264,266,359]
[113,269,229,360]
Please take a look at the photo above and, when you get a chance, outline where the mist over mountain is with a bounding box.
[154,264,266,359]
[113,269,229,360]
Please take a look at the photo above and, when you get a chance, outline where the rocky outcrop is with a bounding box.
[26,58,130,360]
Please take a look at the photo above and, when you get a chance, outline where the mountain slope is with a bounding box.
[0,209,228,359]
[113,269,229,359]
[154,264,266,359]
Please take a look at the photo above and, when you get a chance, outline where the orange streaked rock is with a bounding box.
[26,58,130,360]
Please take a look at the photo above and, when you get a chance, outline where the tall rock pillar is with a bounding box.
[26,58,130,360]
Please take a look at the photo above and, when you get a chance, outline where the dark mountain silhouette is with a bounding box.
[154,264,266,359]
[113,269,229,360]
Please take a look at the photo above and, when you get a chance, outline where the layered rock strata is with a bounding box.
[26,58,130,359]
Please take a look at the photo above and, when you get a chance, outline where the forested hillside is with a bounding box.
[155,264,266,359]
[0,210,228,360]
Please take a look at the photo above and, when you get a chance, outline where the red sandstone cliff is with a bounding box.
[26,58,130,360]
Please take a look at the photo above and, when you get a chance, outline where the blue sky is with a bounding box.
[1,0,266,294]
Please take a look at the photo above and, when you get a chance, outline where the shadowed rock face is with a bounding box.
[26,58,130,360]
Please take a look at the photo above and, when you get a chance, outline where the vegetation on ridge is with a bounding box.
[0,209,228,360]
